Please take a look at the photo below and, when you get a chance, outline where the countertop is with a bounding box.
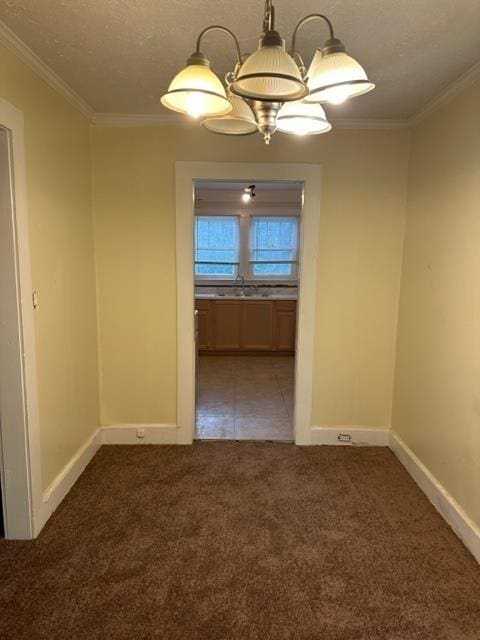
[195,293,297,300]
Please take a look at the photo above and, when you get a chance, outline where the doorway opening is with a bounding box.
[194,180,301,441]
[175,162,321,446]
[0,100,42,539]
[0,124,12,538]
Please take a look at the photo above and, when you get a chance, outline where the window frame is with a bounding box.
[194,210,301,284]
[248,214,300,281]
[194,213,241,280]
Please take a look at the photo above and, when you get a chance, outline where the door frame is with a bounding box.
[175,162,322,445]
[0,99,42,538]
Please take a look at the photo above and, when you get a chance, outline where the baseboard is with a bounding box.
[100,424,178,445]
[310,426,390,446]
[33,424,178,535]
[389,431,480,564]
[31,423,480,564]
[38,428,101,532]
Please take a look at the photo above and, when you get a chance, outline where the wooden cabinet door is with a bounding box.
[242,301,275,350]
[275,301,297,352]
[197,310,212,350]
[195,300,213,350]
[213,301,242,350]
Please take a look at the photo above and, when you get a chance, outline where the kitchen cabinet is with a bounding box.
[213,300,242,350]
[195,299,213,350]
[274,300,296,351]
[195,298,296,353]
[242,301,275,350]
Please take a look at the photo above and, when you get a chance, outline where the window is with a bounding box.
[195,215,240,278]
[249,216,299,278]
[194,213,300,281]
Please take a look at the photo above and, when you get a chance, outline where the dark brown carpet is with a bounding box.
[0,443,479,640]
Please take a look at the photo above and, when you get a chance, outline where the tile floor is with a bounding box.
[195,355,294,441]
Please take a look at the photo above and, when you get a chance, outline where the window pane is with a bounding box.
[196,263,236,277]
[195,215,240,278]
[250,216,299,278]
[252,263,292,276]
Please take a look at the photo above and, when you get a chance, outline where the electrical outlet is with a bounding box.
[136,427,145,439]
[337,433,352,443]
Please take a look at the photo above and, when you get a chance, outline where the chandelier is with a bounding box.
[161,0,374,144]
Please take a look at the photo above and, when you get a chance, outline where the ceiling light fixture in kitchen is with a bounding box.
[242,185,256,202]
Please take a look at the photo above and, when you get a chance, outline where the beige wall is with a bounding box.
[92,125,410,428]
[0,43,99,490]
[392,81,480,529]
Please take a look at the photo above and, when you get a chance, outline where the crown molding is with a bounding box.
[1,14,477,132]
[0,19,93,119]
[409,60,480,127]
[94,59,480,131]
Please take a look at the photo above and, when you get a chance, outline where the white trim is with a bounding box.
[37,423,177,529]
[0,20,93,119]
[0,99,42,539]
[311,426,390,446]
[176,162,322,446]
[39,429,100,528]
[389,431,480,564]
[100,424,178,445]
[23,420,480,569]
[86,60,480,131]
[90,61,480,131]
[33,424,178,532]
[410,60,480,126]
[1,13,477,131]
[175,165,197,445]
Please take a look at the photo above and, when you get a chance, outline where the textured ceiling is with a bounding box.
[1,1,479,119]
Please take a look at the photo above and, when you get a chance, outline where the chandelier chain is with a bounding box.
[263,0,275,33]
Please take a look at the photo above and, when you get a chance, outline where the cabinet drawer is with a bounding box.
[276,300,297,311]
[195,299,212,311]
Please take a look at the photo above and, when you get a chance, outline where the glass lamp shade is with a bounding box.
[276,100,331,136]
[202,93,257,135]
[230,36,307,102]
[305,50,375,105]
[161,62,232,118]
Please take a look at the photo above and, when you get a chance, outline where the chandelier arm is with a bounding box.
[195,26,242,64]
[290,14,335,55]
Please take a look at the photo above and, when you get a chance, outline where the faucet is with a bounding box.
[234,274,246,296]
